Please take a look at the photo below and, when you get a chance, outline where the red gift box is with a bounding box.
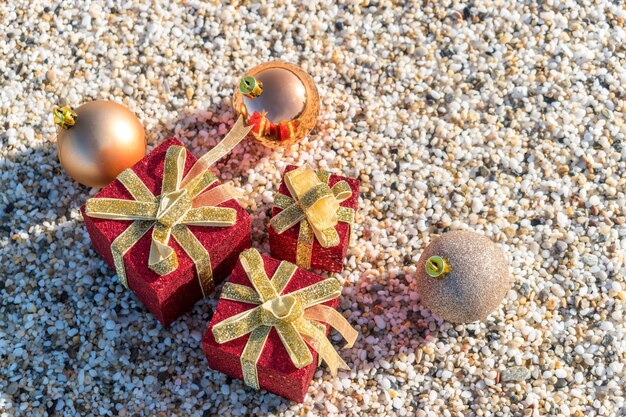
[269,165,359,272]
[203,249,357,402]
[81,138,251,326]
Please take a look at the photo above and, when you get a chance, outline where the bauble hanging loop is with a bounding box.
[52,105,77,129]
[240,76,263,99]
[425,256,450,279]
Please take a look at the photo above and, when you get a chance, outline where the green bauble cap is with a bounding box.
[239,75,263,98]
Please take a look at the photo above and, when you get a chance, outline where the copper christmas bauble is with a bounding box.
[415,230,511,323]
[232,61,319,148]
[54,100,146,188]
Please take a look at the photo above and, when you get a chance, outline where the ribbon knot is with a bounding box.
[270,164,356,269]
[212,248,358,390]
[155,189,192,228]
[260,295,302,325]
[85,117,252,296]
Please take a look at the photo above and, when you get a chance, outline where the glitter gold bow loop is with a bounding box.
[270,164,355,268]
[212,248,358,389]
[85,117,252,295]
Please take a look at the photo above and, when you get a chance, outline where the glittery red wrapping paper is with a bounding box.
[203,252,339,402]
[269,165,359,273]
[81,138,251,327]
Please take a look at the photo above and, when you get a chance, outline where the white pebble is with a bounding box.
[471,198,483,213]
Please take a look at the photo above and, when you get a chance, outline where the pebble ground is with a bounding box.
[1,1,625,416]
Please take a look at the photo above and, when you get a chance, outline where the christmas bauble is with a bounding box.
[54,100,146,188]
[232,61,319,148]
[415,230,510,323]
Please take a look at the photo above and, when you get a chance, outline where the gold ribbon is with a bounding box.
[212,248,358,389]
[270,164,355,269]
[85,117,252,296]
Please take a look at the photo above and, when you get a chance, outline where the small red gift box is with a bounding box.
[203,248,357,402]
[81,137,251,326]
[269,165,359,272]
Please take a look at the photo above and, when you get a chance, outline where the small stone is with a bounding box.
[554,241,567,254]
[518,283,532,297]
[471,198,483,213]
[582,254,598,266]
[574,372,584,384]
[500,366,531,383]
[6,382,18,395]
[46,70,56,83]
[556,212,569,227]
[380,377,391,390]
[157,370,170,382]
[392,397,403,409]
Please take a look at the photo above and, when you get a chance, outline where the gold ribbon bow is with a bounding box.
[212,248,358,389]
[270,164,355,269]
[85,117,252,296]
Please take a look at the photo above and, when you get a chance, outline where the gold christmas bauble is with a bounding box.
[415,230,511,323]
[232,61,319,148]
[54,100,146,188]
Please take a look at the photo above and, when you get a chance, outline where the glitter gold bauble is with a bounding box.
[54,101,146,188]
[232,61,319,148]
[415,230,511,323]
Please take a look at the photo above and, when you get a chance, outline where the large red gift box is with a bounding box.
[81,138,251,326]
[269,165,359,272]
[203,249,355,402]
